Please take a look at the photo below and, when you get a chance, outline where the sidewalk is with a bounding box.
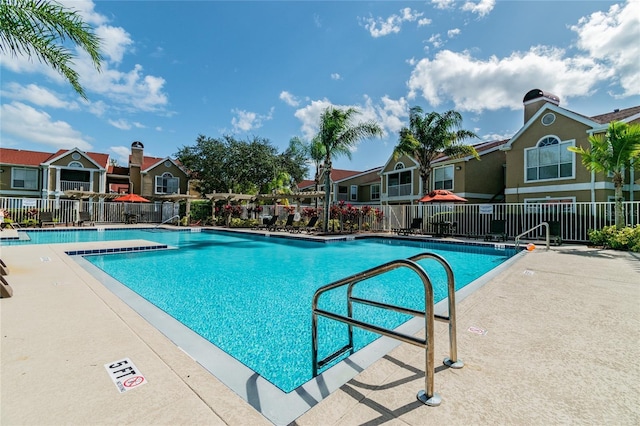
[1,241,639,425]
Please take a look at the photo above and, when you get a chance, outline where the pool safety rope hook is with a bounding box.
[311,252,464,407]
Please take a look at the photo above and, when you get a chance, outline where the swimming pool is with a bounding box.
[5,228,515,394]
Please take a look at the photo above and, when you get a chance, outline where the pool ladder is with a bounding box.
[311,252,464,407]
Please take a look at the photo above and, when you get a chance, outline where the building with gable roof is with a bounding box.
[501,89,640,205]
[0,142,190,200]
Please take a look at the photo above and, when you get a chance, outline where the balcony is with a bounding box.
[387,183,412,197]
[60,180,91,192]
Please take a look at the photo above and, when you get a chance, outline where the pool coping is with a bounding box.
[63,230,523,425]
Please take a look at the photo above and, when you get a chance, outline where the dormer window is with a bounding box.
[525,136,574,182]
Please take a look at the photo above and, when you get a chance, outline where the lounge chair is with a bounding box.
[0,274,13,298]
[484,219,507,241]
[78,211,94,226]
[303,216,319,233]
[278,214,296,232]
[253,215,278,231]
[289,215,317,234]
[39,211,56,228]
[396,217,423,236]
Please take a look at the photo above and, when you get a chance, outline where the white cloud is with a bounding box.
[109,146,131,165]
[279,91,300,107]
[406,1,638,112]
[0,102,92,150]
[418,18,432,27]
[59,0,107,26]
[360,8,424,38]
[570,0,640,97]
[331,73,342,80]
[428,34,443,49]
[94,25,132,64]
[0,1,168,114]
[448,28,461,38]
[461,0,496,17]
[1,83,80,110]
[231,108,273,133]
[432,0,455,10]
[108,119,130,130]
[407,47,610,113]
[294,99,334,140]
[294,96,408,141]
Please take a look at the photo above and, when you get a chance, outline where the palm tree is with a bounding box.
[316,106,383,232]
[0,0,102,99]
[393,107,479,196]
[309,136,326,209]
[569,121,640,228]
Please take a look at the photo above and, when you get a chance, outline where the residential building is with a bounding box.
[379,140,506,205]
[0,141,190,200]
[501,89,640,205]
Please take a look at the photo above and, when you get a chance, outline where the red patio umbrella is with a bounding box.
[113,193,150,203]
[419,190,467,203]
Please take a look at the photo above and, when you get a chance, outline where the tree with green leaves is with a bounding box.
[393,107,479,196]
[569,121,640,228]
[0,0,103,99]
[316,106,383,232]
[279,136,312,187]
[175,135,307,197]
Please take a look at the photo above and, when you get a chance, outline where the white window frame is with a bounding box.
[524,136,575,183]
[433,165,454,190]
[68,161,84,168]
[387,169,412,197]
[370,184,380,200]
[155,172,179,194]
[11,167,39,190]
[350,185,358,201]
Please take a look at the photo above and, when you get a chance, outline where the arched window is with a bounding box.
[155,172,179,194]
[68,161,84,168]
[394,162,405,170]
[525,136,574,182]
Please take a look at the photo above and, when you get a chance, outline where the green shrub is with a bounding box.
[588,225,640,252]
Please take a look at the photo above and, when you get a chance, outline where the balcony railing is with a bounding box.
[388,183,412,197]
[60,180,91,192]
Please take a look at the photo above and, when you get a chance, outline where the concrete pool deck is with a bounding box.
[1,228,639,425]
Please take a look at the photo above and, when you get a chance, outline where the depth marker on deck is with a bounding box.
[104,357,147,393]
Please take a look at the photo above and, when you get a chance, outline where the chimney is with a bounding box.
[129,141,144,195]
[130,141,144,166]
[523,89,560,124]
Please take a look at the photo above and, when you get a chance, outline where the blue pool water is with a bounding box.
[4,229,515,392]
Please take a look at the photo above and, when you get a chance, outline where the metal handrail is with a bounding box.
[407,253,463,369]
[515,221,550,251]
[154,214,180,228]
[312,252,462,407]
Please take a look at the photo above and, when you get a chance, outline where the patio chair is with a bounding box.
[484,219,507,241]
[253,215,278,231]
[548,221,562,245]
[396,217,423,236]
[303,216,319,233]
[77,211,94,227]
[38,211,56,228]
[289,215,315,234]
[0,258,9,276]
[0,274,13,298]
[279,214,296,232]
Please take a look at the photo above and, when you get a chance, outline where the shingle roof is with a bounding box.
[431,139,508,164]
[589,105,640,124]
[0,148,53,166]
[0,147,110,168]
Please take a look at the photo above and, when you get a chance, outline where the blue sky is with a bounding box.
[1,0,639,176]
